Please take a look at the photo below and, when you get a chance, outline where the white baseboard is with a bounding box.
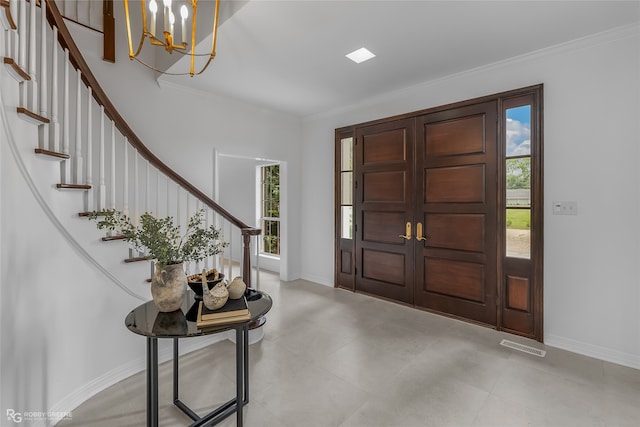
[44,334,228,427]
[299,273,333,287]
[545,334,640,370]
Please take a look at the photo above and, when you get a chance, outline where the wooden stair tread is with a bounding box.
[124,256,151,263]
[34,148,70,160]
[3,57,30,82]
[17,107,50,124]
[56,183,92,190]
[78,211,115,217]
[102,235,126,242]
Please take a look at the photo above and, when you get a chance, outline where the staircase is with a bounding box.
[0,0,260,301]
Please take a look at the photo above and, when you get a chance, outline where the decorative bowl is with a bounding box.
[187,269,225,298]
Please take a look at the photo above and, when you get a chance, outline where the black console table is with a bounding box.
[125,290,272,427]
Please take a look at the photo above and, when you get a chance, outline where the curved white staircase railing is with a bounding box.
[1,0,261,294]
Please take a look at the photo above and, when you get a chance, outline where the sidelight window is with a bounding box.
[340,137,354,239]
[505,105,531,259]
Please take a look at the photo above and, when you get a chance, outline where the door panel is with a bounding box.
[363,211,407,244]
[425,115,486,156]
[425,165,486,203]
[415,101,498,325]
[424,258,485,302]
[425,214,485,253]
[363,129,407,163]
[363,171,406,202]
[355,119,415,304]
[362,249,406,286]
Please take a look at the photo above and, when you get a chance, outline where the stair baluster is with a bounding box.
[27,0,35,109]
[49,25,58,151]
[37,0,47,148]
[74,67,82,183]
[85,86,93,211]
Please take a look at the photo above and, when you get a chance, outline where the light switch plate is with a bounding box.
[552,201,577,215]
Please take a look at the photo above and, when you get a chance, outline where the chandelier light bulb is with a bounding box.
[149,0,158,37]
[180,4,188,19]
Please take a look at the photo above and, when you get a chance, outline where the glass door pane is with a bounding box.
[506,106,531,259]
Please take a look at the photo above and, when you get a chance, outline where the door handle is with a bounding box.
[416,222,427,241]
[399,222,412,240]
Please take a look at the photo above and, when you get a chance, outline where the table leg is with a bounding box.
[236,326,244,427]
[173,338,179,403]
[147,337,159,427]
[243,323,249,405]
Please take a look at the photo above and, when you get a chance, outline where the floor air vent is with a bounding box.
[500,339,546,357]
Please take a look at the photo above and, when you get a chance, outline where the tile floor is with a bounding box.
[59,271,640,426]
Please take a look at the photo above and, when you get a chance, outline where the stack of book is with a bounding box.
[196,297,251,329]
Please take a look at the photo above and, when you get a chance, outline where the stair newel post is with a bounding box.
[74,68,83,184]
[49,26,59,152]
[61,48,70,183]
[242,231,251,288]
[255,234,260,289]
[37,0,47,150]
[27,0,36,111]
[85,86,93,212]
[122,137,129,217]
[98,106,106,210]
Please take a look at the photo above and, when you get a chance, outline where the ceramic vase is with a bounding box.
[151,262,187,312]
[203,281,229,310]
[227,276,247,299]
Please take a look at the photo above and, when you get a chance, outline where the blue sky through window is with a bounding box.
[506,105,531,157]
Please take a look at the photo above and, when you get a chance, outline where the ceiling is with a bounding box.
[159,0,640,117]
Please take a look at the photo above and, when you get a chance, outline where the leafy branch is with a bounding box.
[88,209,228,269]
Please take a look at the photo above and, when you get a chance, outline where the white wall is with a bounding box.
[300,25,640,368]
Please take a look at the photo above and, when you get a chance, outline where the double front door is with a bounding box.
[354,101,498,325]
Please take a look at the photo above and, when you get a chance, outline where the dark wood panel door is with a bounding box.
[355,119,415,304]
[414,102,498,325]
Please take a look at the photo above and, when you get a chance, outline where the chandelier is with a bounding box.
[124,0,220,76]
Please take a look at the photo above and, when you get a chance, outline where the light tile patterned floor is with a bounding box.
[59,271,640,426]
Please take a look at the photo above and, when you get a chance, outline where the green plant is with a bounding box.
[89,209,228,268]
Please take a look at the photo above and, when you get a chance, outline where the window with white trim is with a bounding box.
[259,164,280,256]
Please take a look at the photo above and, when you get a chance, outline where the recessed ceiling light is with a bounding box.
[346,47,376,64]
